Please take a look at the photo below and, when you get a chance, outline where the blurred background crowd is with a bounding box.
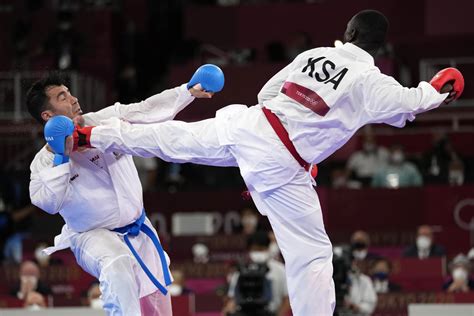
[0,0,474,315]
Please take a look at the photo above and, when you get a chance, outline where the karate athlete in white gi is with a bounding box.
[53,10,464,315]
[27,67,221,315]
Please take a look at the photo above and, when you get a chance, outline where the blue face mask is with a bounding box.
[372,272,388,280]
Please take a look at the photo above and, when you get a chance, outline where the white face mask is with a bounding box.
[373,279,389,294]
[168,284,183,296]
[249,251,269,263]
[352,249,368,260]
[90,298,103,309]
[452,268,468,282]
[391,151,404,164]
[416,236,432,250]
[242,216,258,228]
[21,275,38,290]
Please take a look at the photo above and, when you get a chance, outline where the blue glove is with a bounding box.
[44,115,75,166]
[187,64,225,93]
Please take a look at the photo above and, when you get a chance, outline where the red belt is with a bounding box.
[262,107,310,171]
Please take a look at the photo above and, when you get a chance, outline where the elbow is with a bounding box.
[29,187,60,215]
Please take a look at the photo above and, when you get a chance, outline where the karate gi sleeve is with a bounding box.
[29,149,72,215]
[356,70,448,127]
[84,84,195,125]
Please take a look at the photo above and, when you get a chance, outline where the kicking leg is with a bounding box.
[89,117,237,167]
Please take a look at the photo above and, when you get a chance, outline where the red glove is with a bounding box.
[429,67,464,100]
[72,125,94,151]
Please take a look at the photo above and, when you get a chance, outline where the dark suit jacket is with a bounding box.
[402,244,446,258]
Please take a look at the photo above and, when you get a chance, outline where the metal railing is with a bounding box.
[0,71,106,121]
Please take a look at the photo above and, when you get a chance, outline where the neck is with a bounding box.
[350,41,378,57]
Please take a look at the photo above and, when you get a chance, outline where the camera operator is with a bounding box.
[223,231,290,316]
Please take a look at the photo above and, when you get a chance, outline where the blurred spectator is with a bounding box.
[286,31,312,61]
[87,281,103,309]
[133,157,158,191]
[43,11,83,70]
[443,254,474,293]
[344,262,377,316]
[467,247,474,275]
[350,230,379,262]
[448,157,465,186]
[10,261,51,300]
[169,269,193,296]
[224,231,290,316]
[346,134,389,187]
[422,134,464,185]
[192,243,210,264]
[370,258,401,293]
[24,291,47,311]
[240,208,260,236]
[403,225,445,259]
[371,145,422,188]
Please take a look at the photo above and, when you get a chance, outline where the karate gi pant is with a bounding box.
[69,219,172,316]
[91,104,336,315]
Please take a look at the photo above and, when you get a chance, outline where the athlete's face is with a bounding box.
[41,85,84,126]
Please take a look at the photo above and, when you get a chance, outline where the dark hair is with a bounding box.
[351,10,389,51]
[26,72,67,125]
[247,231,270,249]
[373,257,393,272]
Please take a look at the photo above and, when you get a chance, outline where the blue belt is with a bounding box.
[113,210,172,295]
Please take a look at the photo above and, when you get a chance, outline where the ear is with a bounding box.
[41,110,54,122]
[345,28,357,43]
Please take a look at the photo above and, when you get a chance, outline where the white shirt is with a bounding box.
[258,43,447,164]
[228,259,288,313]
[29,85,194,246]
[347,272,377,315]
[347,147,389,178]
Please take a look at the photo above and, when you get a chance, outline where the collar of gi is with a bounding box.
[338,42,375,65]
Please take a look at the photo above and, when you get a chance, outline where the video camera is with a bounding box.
[232,262,273,316]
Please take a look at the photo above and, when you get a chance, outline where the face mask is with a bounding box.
[352,249,368,260]
[242,216,258,228]
[90,298,103,309]
[249,251,269,263]
[372,272,388,280]
[449,170,464,185]
[363,142,375,152]
[168,284,183,296]
[27,304,43,311]
[416,236,431,250]
[452,268,468,282]
[21,276,38,290]
[391,151,404,164]
[373,279,389,293]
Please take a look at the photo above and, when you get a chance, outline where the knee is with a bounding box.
[100,254,136,279]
